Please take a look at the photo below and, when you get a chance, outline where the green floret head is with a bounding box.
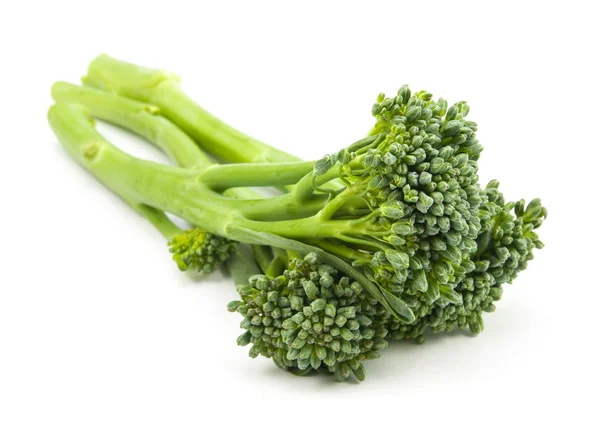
[168,228,238,273]
[388,181,547,342]
[313,85,486,317]
[228,253,390,382]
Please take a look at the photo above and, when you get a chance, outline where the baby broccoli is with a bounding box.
[169,228,238,273]
[48,55,547,381]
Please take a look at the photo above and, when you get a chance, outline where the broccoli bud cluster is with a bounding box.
[309,85,547,347]
[313,85,491,322]
[388,181,547,342]
[168,228,238,273]
[366,87,484,302]
[228,253,390,381]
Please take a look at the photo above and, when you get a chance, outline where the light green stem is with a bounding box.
[238,216,356,240]
[48,103,230,233]
[52,82,211,169]
[83,54,299,164]
[313,239,372,263]
[51,83,327,220]
[199,161,316,191]
[53,82,315,191]
[48,103,348,239]
[135,205,181,239]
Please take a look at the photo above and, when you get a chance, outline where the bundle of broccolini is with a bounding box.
[48,55,546,382]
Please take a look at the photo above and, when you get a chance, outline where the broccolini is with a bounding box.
[48,55,546,381]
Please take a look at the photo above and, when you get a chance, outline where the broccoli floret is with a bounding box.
[169,228,237,273]
[309,87,485,312]
[228,253,390,382]
[388,181,547,341]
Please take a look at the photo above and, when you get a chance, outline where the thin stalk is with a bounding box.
[294,165,341,201]
[83,54,300,164]
[335,197,370,218]
[234,192,327,221]
[252,245,274,274]
[54,81,315,187]
[264,247,289,277]
[312,239,371,263]
[51,84,328,221]
[49,103,355,241]
[199,161,315,191]
[135,204,182,239]
[52,82,211,169]
[237,216,356,241]
[337,234,389,252]
[271,247,288,261]
[49,103,235,237]
[318,187,361,221]
[265,258,286,278]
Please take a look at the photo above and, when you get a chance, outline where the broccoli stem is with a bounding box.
[52,82,212,170]
[268,247,289,276]
[48,103,356,239]
[313,239,372,262]
[51,82,262,240]
[83,54,299,164]
[134,204,182,239]
[252,245,274,274]
[239,216,356,240]
[55,79,315,189]
[199,161,316,191]
[49,103,232,231]
[51,84,331,221]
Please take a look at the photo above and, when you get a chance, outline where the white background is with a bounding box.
[1,1,598,425]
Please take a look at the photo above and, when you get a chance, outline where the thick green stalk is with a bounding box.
[52,82,211,169]
[49,103,232,233]
[53,82,315,189]
[51,83,225,236]
[83,54,299,164]
[50,84,327,221]
[48,103,351,239]
[49,102,414,322]
[51,87,274,278]
[79,58,349,197]
[52,82,269,204]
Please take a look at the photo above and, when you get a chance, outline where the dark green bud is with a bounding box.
[406,106,422,122]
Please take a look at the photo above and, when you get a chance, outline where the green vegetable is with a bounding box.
[48,88,395,381]
[49,56,547,381]
[388,181,546,341]
[169,228,238,273]
[228,252,390,382]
